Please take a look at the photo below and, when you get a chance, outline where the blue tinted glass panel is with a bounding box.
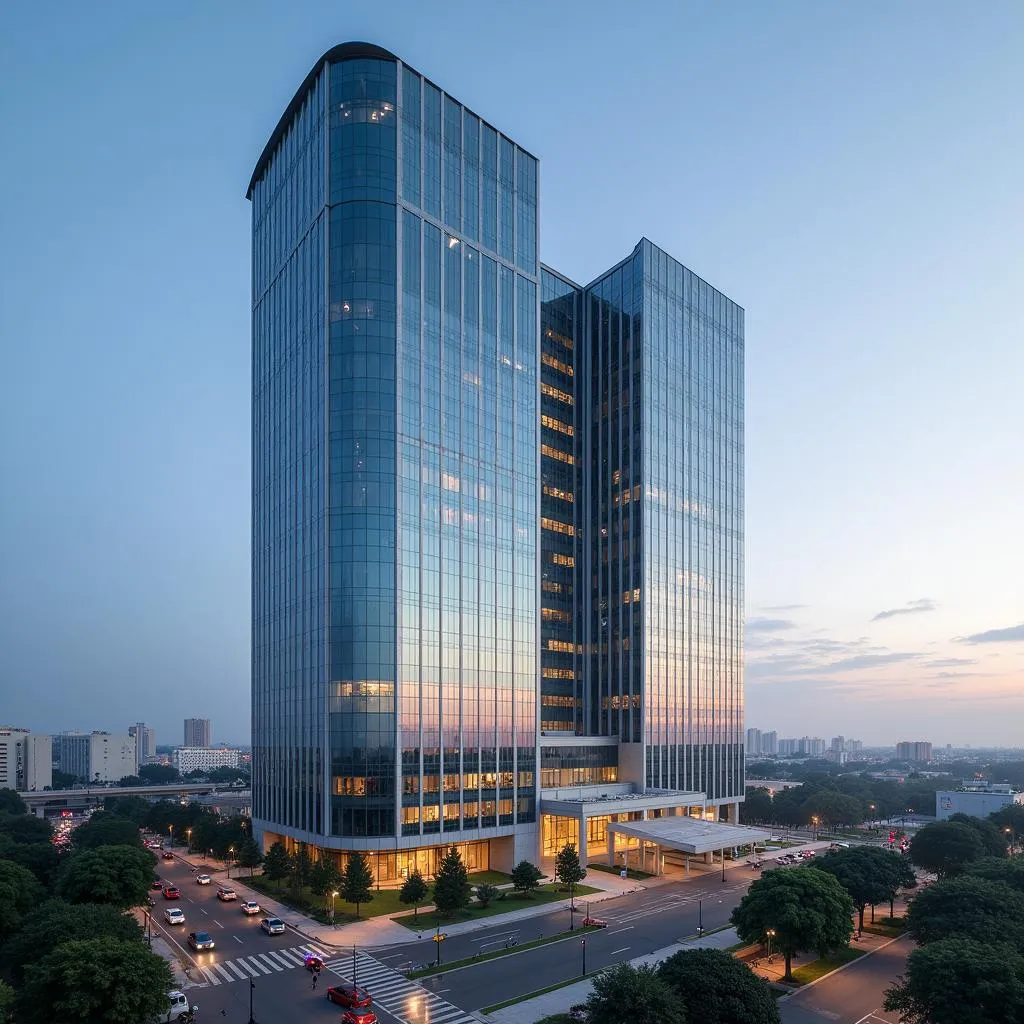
[423,83,441,219]
[400,67,421,207]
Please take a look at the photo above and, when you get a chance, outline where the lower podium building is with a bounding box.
[249,43,745,881]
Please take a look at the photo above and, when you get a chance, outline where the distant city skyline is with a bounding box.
[1,3,1021,745]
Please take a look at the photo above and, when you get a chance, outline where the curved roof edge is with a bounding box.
[246,41,398,199]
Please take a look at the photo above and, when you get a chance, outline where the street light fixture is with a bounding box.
[697,898,703,937]
[766,928,776,959]
[168,824,174,848]
[228,846,235,879]
[331,890,339,925]
[811,816,819,840]
[581,936,587,977]
[247,978,255,1024]
[185,827,192,851]
[1005,827,1016,856]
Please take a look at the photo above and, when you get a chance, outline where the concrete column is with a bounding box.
[607,827,615,866]
[726,801,739,824]
[685,854,690,876]
[577,812,588,868]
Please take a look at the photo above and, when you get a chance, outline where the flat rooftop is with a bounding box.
[607,817,772,855]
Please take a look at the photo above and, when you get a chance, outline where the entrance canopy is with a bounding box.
[607,817,771,855]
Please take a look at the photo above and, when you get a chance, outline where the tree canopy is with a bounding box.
[812,848,892,930]
[658,948,780,1024]
[72,812,142,851]
[905,875,1024,949]
[0,812,52,846]
[0,859,46,935]
[948,813,1009,858]
[137,764,179,785]
[0,791,27,815]
[433,847,471,916]
[586,962,685,1024]
[262,840,292,886]
[731,866,854,980]
[510,859,543,896]
[554,843,587,903]
[909,821,985,877]
[966,856,1024,893]
[399,868,429,918]
[341,852,374,917]
[56,845,155,909]
[884,938,1024,1024]
[18,937,174,1024]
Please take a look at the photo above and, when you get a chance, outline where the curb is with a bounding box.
[776,934,908,1002]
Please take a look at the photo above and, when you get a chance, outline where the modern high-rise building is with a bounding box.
[896,741,932,762]
[746,728,762,754]
[129,722,156,766]
[249,42,745,880]
[184,718,211,748]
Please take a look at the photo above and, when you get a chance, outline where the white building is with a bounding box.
[936,783,1023,820]
[0,728,52,791]
[129,723,156,765]
[173,747,241,775]
[55,731,137,783]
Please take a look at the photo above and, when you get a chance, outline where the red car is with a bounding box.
[161,851,174,861]
[327,985,372,1009]
[582,917,608,928]
[341,1011,377,1024]
[151,879,163,890]
[163,885,181,900]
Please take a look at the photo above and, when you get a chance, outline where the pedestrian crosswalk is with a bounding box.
[323,952,478,1024]
[200,943,327,986]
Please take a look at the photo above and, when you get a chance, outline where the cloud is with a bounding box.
[926,657,977,668]
[872,598,938,622]
[760,604,806,612]
[746,617,798,633]
[958,623,1024,645]
[818,651,922,673]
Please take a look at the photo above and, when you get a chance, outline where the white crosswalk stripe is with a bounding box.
[197,944,316,985]
[323,952,478,1024]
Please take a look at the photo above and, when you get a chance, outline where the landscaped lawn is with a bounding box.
[790,945,865,985]
[587,862,653,880]
[395,882,601,931]
[247,875,410,922]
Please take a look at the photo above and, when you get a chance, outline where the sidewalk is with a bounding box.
[164,845,651,949]
[486,928,739,1024]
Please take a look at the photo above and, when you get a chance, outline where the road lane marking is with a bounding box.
[245,956,272,975]
[277,949,307,966]
[226,961,249,980]
[203,969,221,986]
[235,959,260,977]
[608,926,634,935]
[200,908,209,915]
[212,964,235,983]
[264,950,295,969]
[212,919,223,928]
[257,953,284,971]
[611,946,631,955]
[233,935,243,944]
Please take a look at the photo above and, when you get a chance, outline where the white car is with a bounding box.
[217,886,238,901]
[164,907,185,925]
[158,990,194,1022]
[241,900,261,915]
[260,917,285,935]
[195,873,212,885]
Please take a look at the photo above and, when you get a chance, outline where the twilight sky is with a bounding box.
[1,1,1021,747]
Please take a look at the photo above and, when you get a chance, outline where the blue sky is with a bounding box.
[1,1,1021,747]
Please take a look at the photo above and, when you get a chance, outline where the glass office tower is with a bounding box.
[249,43,539,878]
[250,43,744,877]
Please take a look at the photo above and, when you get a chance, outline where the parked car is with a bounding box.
[195,873,212,885]
[163,885,181,900]
[217,886,237,901]
[164,907,185,925]
[188,931,215,951]
[581,916,608,928]
[156,990,193,1022]
[340,1010,377,1024]
[241,900,261,915]
[260,917,285,935]
[326,984,372,1009]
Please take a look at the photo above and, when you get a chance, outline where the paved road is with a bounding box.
[780,935,911,1024]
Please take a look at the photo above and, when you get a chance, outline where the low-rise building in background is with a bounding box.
[173,747,241,775]
[0,727,52,791]
[936,781,1022,820]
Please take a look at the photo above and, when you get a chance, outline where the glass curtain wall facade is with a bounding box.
[583,240,744,803]
[249,43,539,868]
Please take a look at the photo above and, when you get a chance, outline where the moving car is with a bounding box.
[195,873,212,885]
[341,1010,377,1024]
[326,984,372,1009]
[162,851,175,861]
[241,900,261,915]
[260,917,285,935]
[163,885,181,900]
[581,916,608,928]
[164,908,185,925]
[151,879,164,890]
[217,886,237,901]
[188,930,215,951]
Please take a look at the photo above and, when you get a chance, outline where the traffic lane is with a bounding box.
[780,935,910,1024]
[180,956,409,1024]
[421,887,745,1011]
[391,868,756,966]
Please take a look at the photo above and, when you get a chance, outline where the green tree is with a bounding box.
[341,851,374,918]
[0,979,13,1024]
[1,899,143,983]
[399,868,429,919]
[740,787,774,825]
[262,840,292,888]
[116,775,143,787]
[510,859,543,897]
[884,937,1024,1024]
[290,843,314,896]
[137,763,179,785]
[236,837,263,876]
[309,856,342,912]
[433,846,471,917]
[0,790,27,815]
[475,883,499,907]
[72,812,143,851]
[730,866,854,981]
[103,795,151,825]
[585,962,685,1024]
[0,812,52,845]
[990,802,1024,836]
[56,845,155,909]
[0,837,59,888]
[18,937,174,1024]
[905,875,1024,948]
[207,766,250,785]
[948,813,1009,858]
[555,843,587,910]
[0,859,45,934]
[49,770,79,789]
[658,948,780,1024]
[966,856,1024,893]
[909,821,985,878]
[801,789,865,829]
[812,848,892,931]
[870,846,917,918]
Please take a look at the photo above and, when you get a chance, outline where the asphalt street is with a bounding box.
[780,935,911,1024]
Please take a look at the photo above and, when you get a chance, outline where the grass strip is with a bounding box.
[789,945,866,985]
[586,862,654,880]
[408,925,599,978]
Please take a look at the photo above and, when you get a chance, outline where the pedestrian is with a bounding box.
[312,970,318,990]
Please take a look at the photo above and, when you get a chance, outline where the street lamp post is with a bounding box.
[228,846,235,879]
[811,816,819,840]
[721,848,727,882]
[869,805,876,829]
[766,928,775,959]
[186,827,192,852]
[581,937,587,977]
[697,898,703,937]
[1005,827,1016,856]
[168,825,174,849]
[331,890,339,925]
[247,978,255,1024]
